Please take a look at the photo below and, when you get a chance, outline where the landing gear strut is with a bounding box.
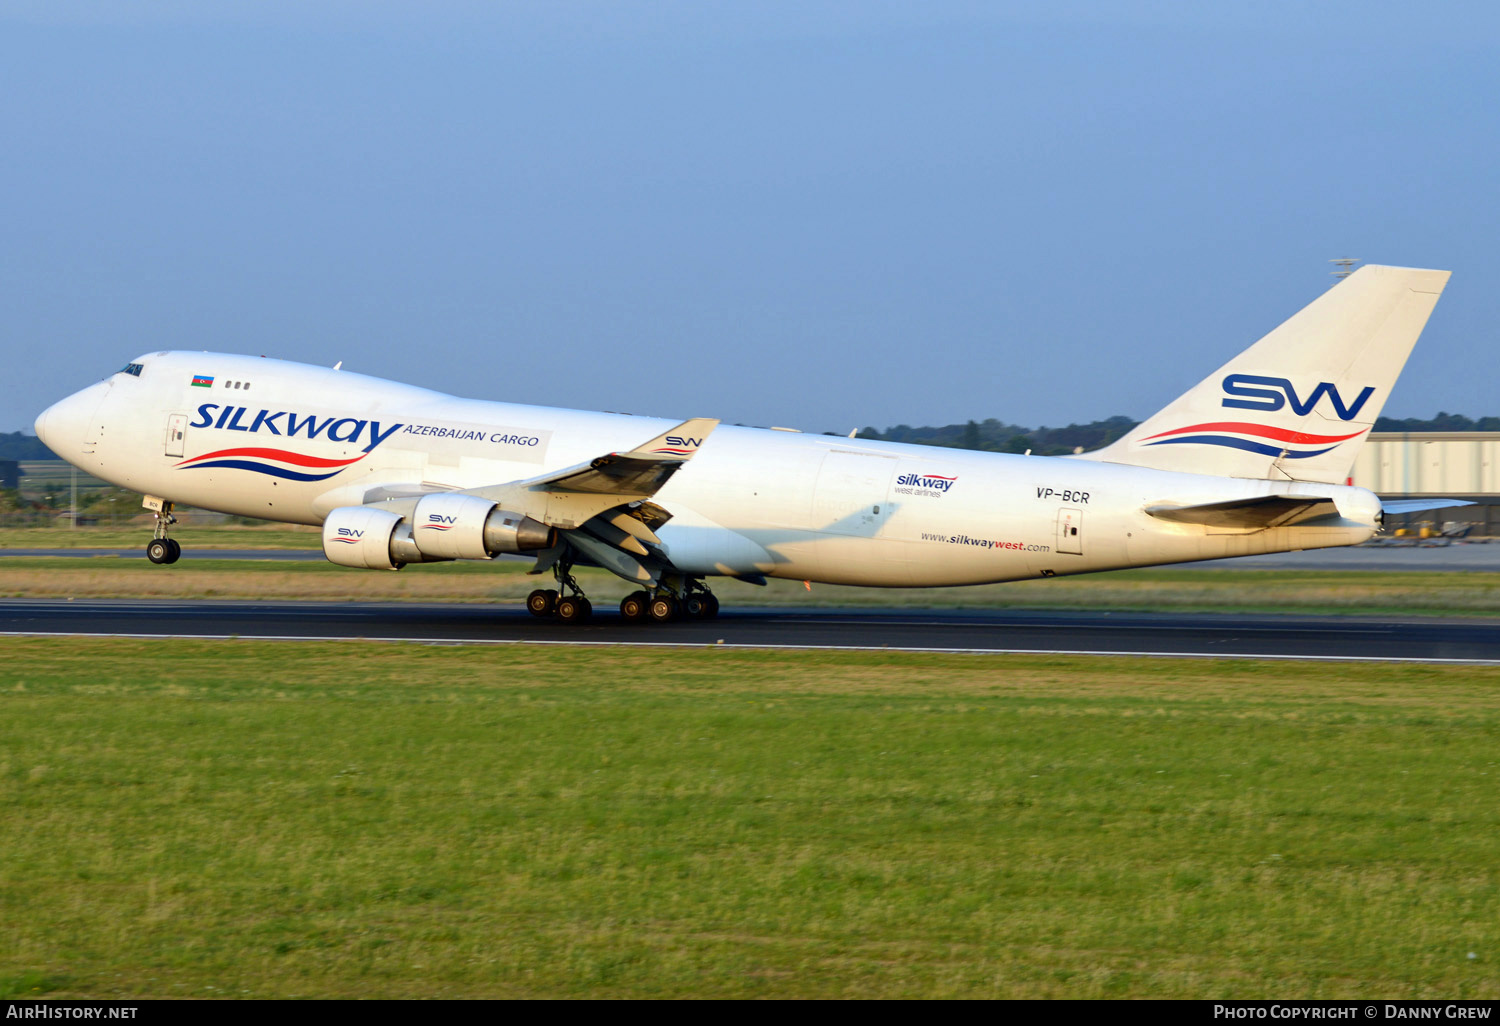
[527,559,592,623]
[145,501,181,565]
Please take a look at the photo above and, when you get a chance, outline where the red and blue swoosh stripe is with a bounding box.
[1141,422,1366,459]
[175,447,366,482]
[650,446,696,456]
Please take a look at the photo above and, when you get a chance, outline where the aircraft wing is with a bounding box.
[517,417,720,495]
[1145,494,1342,529]
[465,417,720,585]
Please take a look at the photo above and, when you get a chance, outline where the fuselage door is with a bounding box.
[165,413,188,458]
[1057,507,1083,555]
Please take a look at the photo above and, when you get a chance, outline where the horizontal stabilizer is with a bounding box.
[1146,494,1340,529]
[1380,498,1475,515]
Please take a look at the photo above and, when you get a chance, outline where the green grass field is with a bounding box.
[2,552,1500,617]
[2,638,1498,999]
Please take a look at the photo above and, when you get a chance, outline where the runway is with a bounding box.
[3,599,1499,663]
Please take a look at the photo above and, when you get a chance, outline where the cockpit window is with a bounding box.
[117,363,144,377]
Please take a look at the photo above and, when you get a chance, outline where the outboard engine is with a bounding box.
[322,506,413,570]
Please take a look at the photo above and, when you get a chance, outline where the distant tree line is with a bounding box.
[854,412,1500,455]
[853,416,1138,457]
[0,432,56,460]
[1372,412,1500,433]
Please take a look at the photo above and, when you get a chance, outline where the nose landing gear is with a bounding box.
[144,499,181,565]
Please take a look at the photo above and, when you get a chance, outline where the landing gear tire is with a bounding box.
[649,595,679,623]
[527,589,559,617]
[619,591,651,622]
[147,539,173,564]
[556,596,593,623]
[684,593,719,619]
[164,538,181,564]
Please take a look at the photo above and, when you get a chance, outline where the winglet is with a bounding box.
[631,418,719,460]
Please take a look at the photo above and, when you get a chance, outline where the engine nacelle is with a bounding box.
[410,492,554,560]
[323,506,406,570]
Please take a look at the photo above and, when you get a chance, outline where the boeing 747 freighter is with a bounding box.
[34,265,1467,622]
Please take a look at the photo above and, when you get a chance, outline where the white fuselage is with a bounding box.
[37,351,1381,586]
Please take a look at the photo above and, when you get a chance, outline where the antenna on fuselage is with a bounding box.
[333,361,343,370]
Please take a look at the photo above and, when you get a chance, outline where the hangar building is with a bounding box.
[1351,433,1500,536]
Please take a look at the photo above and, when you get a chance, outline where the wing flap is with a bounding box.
[565,529,659,586]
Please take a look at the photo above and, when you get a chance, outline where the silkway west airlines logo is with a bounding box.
[896,472,957,494]
[1142,376,1373,460]
[175,403,405,482]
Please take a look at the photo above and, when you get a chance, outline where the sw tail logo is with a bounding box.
[1140,376,1379,459]
[1220,375,1376,421]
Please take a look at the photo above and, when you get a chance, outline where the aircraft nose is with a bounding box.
[35,381,108,457]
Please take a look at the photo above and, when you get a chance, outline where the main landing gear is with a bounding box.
[526,562,593,623]
[618,581,719,624]
[145,502,181,565]
[526,561,720,625]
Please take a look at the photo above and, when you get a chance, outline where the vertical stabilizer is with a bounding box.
[1076,265,1450,483]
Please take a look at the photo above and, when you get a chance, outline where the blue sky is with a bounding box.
[4,1,1497,434]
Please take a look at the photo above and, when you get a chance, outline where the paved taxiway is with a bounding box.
[3,599,1499,662]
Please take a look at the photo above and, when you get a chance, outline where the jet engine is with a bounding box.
[322,496,555,570]
[409,493,555,560]
[323,506,422,570]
